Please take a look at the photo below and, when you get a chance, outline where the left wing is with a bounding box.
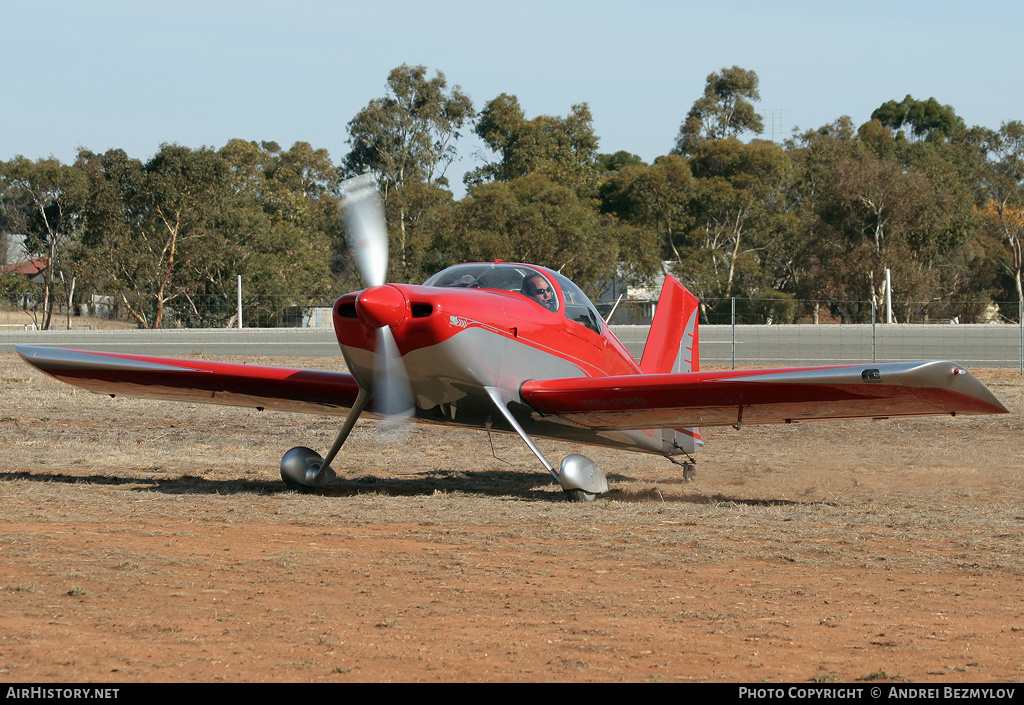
[521,361,1008,430]
[16,345,361,416]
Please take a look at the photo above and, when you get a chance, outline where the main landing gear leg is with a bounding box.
[483,387,609,502]
[280,387,372,491]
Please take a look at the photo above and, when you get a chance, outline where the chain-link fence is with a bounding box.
[700,297,1017,326]
[4,293,340,329]
[7,292,1024,369]
[605,297,1024,371]
[598,297,1019,326]
[11,290,1024,329]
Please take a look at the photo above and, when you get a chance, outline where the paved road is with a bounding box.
[3,323,1021,369]
[615,324,1023,368]
[0,328,345,358]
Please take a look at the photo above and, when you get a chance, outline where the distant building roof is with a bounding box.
[0,258,46,277]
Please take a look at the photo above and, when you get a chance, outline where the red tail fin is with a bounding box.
[639,276,703,456]
[640,276,700,374]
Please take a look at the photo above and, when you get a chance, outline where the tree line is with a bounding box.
[2,63,1022,328]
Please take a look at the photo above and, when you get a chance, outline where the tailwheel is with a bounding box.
[669,456,698,482]
[563,489,597,503]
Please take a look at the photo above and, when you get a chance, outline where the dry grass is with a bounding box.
[0,305,136,330]
[1,353,1022,682]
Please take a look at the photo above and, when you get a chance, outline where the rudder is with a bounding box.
[640,276,700,375]
[640,276,702,455]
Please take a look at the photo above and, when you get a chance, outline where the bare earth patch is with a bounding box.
[0,353,1022,682]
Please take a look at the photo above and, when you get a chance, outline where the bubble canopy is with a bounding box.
[423,263,603,334]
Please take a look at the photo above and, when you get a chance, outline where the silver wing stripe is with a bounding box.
[16,345,209,374]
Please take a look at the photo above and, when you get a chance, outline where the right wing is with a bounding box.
[16,345,361,417]
[521,361,1009,430]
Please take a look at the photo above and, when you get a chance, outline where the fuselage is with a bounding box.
[332,263,671,454]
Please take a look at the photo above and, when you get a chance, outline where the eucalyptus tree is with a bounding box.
[680,139,795,316]
[438,173,658,294]
[980,121,1024,311]
[73,142,339,328]
[598,154,695,263]
[871,95,966,143]
[73,145,228,328]
[211,140,337,325]
[785,117,986,321]
[673,66,764,156]
[467,94,601,196]
[344,65,474,281]
[0,156,85,329]
[596,151,646,174]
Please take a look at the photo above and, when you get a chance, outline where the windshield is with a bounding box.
[423,263,602,334]
[550,271,602,334]
[424,263,560,312]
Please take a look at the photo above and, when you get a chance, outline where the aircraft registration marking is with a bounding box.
[578,397,645,406]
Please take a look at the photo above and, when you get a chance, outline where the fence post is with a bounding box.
[872,300,877,363]
[731,296,736,369]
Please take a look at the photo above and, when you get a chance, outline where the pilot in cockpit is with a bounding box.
[523,273,558,311]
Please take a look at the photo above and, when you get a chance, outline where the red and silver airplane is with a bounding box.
[16,176,1009,501]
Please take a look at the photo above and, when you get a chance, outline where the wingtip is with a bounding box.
[944,363,1010,415]
[14,344,46,365]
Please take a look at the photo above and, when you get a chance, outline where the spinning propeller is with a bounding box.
[280,175,413,489]
[343,174,414,420]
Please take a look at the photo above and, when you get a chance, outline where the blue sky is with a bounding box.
[2,1,1021,196]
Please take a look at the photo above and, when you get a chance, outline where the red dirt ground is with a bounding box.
[0,356,1022,682]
